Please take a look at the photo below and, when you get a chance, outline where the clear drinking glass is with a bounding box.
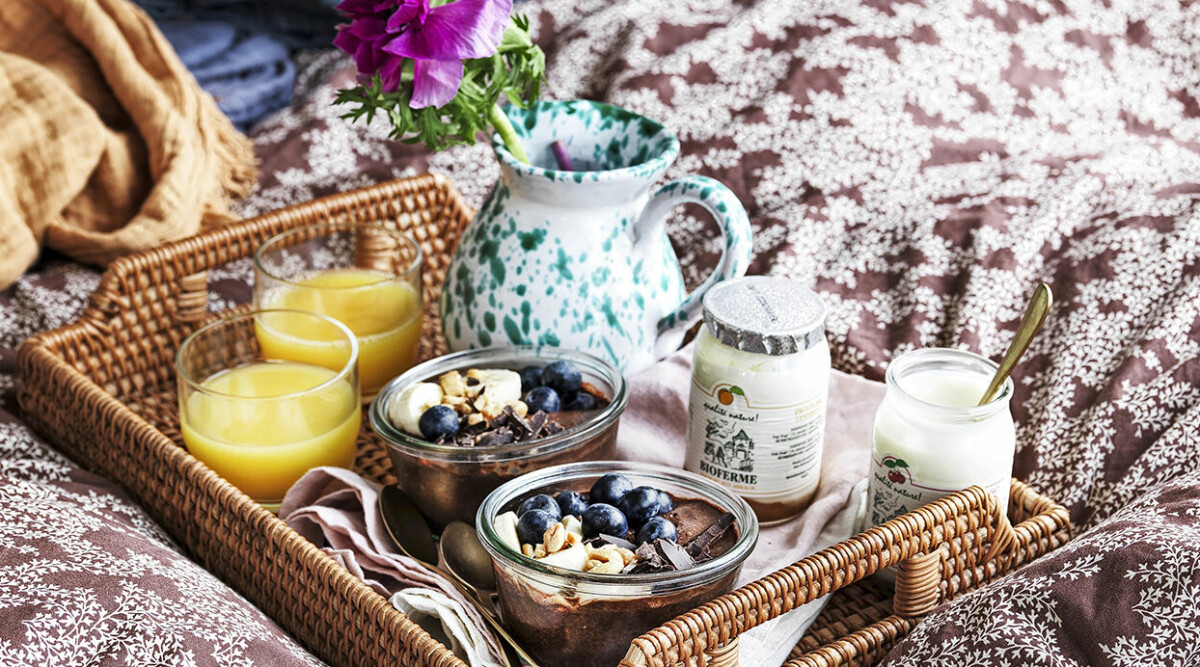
[254,222,423,400]
[176,310,361,512]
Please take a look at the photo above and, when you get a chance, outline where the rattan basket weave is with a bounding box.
[18,174,1071,667]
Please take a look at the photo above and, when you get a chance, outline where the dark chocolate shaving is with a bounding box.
[527,411,548,435]
[475,428,514,447]
[627,542,672,574]
[684,512,735,559]
[437,406,572,447]
[502,406,532,436]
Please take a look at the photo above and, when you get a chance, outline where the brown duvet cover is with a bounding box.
[3,0,1199,664]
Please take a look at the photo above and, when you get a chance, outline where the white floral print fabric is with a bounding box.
[3,0,1200,663]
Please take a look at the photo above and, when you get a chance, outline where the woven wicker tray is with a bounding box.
[18,174,1071,667]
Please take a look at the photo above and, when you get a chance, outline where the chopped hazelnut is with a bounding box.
[439,371,467,397]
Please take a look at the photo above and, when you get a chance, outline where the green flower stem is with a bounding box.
[488,103,529,164]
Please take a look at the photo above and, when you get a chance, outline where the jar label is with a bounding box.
[866,454,1009,526]
[685,379,825,498]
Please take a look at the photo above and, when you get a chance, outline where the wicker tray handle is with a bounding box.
[621,481,1070,667]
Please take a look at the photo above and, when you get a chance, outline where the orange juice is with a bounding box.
[259,268,423,396]
[180,360,361,508]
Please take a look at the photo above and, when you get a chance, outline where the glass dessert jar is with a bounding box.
[684,276,830,525]
[476,461,758,667]
[865,347,1016,529]
[369,346,627,528]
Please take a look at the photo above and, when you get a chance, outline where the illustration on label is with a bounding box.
[686,380,824,494]
[716,385,744,405]
[702,419,755,474]
[867,454,1007,527]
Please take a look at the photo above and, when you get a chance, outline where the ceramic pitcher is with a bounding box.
[440,100,753,374]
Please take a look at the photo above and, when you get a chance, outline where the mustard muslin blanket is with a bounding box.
[0,0,256,288]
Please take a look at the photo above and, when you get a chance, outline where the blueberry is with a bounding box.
[589,473,633,507]
[417,405,459,441]
[519,366,543,392]
[563,391,597,411]
[582,503,629,539]
[524,386,561,413]
[617,486,665,529]
[516,509,557,546]
[541,361,582,396]
[518,494,561,521]
[555,490,589,518]
[636,516,678,545]
[656,489,674,514]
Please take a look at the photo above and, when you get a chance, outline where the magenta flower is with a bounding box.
[334,0,513,108]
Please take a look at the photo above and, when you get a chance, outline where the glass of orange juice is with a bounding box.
[176,310,362,512]
[254,223,423,400]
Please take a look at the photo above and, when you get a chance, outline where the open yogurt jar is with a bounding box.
[369,346,627,527]
[477,461,759,667]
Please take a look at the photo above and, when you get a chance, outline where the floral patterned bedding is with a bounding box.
[4,0,1200,664]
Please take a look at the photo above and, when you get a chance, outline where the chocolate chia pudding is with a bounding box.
[477,462,759,667]
[370,347,627,527]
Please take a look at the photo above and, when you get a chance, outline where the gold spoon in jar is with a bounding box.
[978,282,1053,405]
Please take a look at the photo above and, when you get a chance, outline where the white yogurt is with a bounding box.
[685,278,830,526]
[865,348,1016,531]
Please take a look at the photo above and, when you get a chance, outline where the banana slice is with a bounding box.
[387,382,444,436]
[539,543,587,571]
[465,368,522,403]
[561,515,584,539]
[493,511,521,553]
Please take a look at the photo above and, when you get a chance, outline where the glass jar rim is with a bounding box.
[475,461,759,595]
[176,309,359,401]
[253,222,423,287]
[884,347,1013,420]
[368,346,628,461]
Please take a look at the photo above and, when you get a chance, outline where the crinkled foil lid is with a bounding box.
[702,277,827,355]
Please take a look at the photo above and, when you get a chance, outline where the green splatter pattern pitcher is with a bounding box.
[440,100,752,373]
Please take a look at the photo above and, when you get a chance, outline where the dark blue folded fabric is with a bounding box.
[156,21,236,69]
[155,20,296,130]
[135,0,339,50]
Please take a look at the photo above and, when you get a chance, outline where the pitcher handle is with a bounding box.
[634,175,753,359]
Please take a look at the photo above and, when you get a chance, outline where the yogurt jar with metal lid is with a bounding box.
[684,276,831,525]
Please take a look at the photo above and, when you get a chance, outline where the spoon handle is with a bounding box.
[420,558,541,667]
[979,282,1053,406]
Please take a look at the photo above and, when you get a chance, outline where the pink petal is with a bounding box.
[333,23,361,55]
[349,16,389,39]
[334,19,391,74]
[386,0,429,32]
[383,0,511,61]
[379,56,408,92]
[410,58,464,108]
